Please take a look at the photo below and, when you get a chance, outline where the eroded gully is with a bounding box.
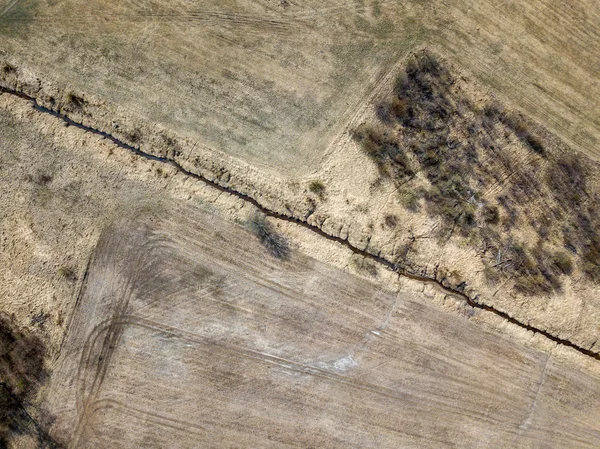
[1,85,598,362]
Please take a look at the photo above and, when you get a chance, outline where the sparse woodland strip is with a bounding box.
[1,85,599,362]
[357,51,599,296]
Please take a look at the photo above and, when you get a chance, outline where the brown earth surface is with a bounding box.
[45,206,600,448]
[1,0,600,447]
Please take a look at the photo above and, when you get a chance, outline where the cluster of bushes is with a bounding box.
[546,154,587,210]
[583,238,600,280]
[0,315,59,448]
[352,124,414,179]
[357,52,483,237]
[354,50,598,295]
[544,154,600,282]
[481,104,546,155]
[506,243,574,294]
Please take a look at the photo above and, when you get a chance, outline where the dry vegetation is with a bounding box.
[0,315,59,448]
[354,51,600,295]
[1,0,600,445]
[46,207,600,448]
[308,180,326,199]
[0,0,420,173]
[248,213,290,260]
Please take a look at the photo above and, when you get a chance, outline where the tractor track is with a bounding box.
[1,84,599,362]
[77,315,514,428]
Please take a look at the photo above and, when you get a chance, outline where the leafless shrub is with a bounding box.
[552,251,574,275]
[498,112,546,155]
[482,205,499,225]
[1,63,15,74]
[34,173,53,186]
[513,274,553,295]
[582,238,600,281]
[352,124,414,178]
[308,180,326,198]
[384,214,398,228]
[398,188,421,212]
[66,92,84,109]
[248,214,290,260]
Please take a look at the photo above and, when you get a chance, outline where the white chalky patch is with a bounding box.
[333,355,358,371]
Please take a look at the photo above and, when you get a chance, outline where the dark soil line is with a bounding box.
[2,85,598,362]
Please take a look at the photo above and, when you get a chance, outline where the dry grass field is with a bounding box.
[431,0,600,160]
[1,0,598,170]
[2,0,600,447]
[45,207,600,448]
[0,0,421,172]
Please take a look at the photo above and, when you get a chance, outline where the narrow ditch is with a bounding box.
[2,85,599,362]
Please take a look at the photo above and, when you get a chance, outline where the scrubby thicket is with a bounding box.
[353,51,600,295]
[0,315,60,448]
